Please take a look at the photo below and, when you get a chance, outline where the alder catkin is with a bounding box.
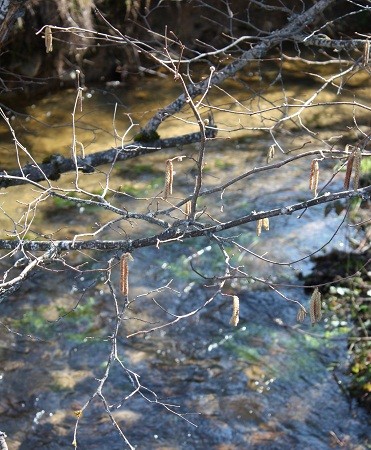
[344,153,354,190]
[184,200,191,218]
[256,219,263,236]
[262,217,269,231]
[164,159,174,199]
[120,253,133,296]
[363,39,370,66]
[296,306,307,323]
[309,287,322,326]
[77,88,83,112]
[230,295,240,326]
[309,159,319,196]
[266,145,275,164]
[353,148,362,190]
[45,26,53,53]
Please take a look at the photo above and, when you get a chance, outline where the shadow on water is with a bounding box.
[0,80,370,449]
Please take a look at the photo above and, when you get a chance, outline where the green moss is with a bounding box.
[117,184,146,197]
[117,163,159,176]
[214,158,234,170]
[12,297,98,342]
[13,306,53,339]
[52,196,76,210]
[56,296,96,321]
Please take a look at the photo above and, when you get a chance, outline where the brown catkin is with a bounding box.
[184,200,191,218]
[164,159,174,199]
[256,219,263,236]
[353,148,362,190]
[266,145,275,164]
[296,306,307,323]
[363,39,370,66]
[120,253,133,296]
[78,88,83,112]
[344,153,354,190]
[309,159,319,196]
[262,217,269,231]
[309,287,322,326]
[230,295,240,326]
[45,26,53,53]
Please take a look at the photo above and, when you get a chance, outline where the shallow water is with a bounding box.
[0,78,369,449]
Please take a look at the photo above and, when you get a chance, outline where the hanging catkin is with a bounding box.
[309,159,319,196]
[266,145,275,164]
[296,306,307,323]
[256,219,263,236]
[45,26,53,53]
[230,295,240,326]
[344,152,355,190]
[353,148,362,190]
[164,159,174,199]
[184,200,191,218]
[363,39,370,66]
[309,287,322,326]
[120,253,133,296]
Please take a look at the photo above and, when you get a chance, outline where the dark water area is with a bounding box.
[0,79,370,449]
[1,272,369,449]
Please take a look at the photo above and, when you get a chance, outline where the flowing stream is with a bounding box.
[0,78,369,449]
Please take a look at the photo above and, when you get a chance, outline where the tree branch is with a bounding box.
[140,0,337,135]
[0,186,368,253]
[0,126,217,188]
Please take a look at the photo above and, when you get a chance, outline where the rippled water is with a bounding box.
[0,79,369,449]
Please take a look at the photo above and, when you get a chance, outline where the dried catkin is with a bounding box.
[262,217,269,231]
[296,306,307,323]
[230,295,240,326]
[353,148,362,190]
[344,152,354,190]
[120,253,133,296]
[77,88,83,112]
[45,26,53,53]
[309,287,322,326]
[256,219,263,236]
[184,200,191,218]
[363,39,370,66]
[164,159,174,199]
[266,145,275,164]
[309,159,319,196]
